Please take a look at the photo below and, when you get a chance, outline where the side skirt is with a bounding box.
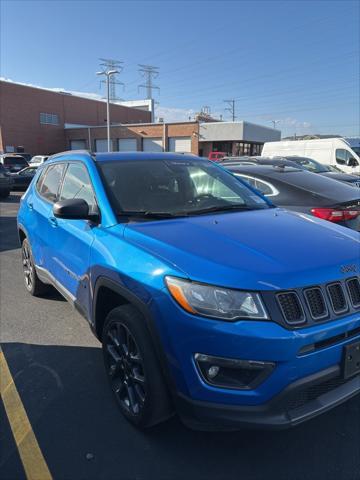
[35,265,88,320]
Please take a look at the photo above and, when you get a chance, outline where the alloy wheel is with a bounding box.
[22,242,33,290]
[105,322,147,416]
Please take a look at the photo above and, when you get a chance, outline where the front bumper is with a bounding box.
[176,365,360,430]
[150,292,360,428]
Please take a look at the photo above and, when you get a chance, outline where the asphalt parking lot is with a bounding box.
[0,193,359,480]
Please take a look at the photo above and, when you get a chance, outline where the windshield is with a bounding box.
[351,147,360,156]
[99,159,270,217]
[3,156,27,166]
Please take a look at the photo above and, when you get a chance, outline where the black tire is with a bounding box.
[21,238,50,296]
[102,305,173,428]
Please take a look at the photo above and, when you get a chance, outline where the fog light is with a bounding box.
[194,353,275,390]
[207,365,220,379]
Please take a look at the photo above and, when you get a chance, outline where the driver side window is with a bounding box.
[336,149,347,165]
[59,163,97,213]
[335,149,359,166]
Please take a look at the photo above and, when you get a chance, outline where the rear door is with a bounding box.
[46,162,98,311]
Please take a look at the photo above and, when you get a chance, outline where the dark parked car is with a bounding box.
[0,163,14,198]
[16,153,32,163]
[0,154,29,173]
[9,166,38,190]
[221,156,360,187]
[224,164,360,231]
[279,156,360,186]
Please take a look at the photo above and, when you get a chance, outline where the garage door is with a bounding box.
[95,139,108,152]
[143,138,163,152]
[118,138,137,152]
[70,140,87,150]
[168,137,191,153]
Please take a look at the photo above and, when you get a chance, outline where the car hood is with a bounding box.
[320,171,359,183]
[123,208,360,291]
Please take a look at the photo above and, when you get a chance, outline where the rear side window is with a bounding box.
[235,174,279,197]
[38,164,65,202]
[59,163,97,213]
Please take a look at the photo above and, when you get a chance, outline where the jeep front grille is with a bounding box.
[346,278,360,308]
[327,283,348,314]
[275,277,359,327]
[304,287,328,320]
[277,292,305,324]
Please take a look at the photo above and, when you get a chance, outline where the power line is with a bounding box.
[156,50,358,102]
[99,58,124,101]
[224,99,236,121]
[138,64,160,99]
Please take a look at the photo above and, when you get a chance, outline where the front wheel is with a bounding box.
[102,305,173,428]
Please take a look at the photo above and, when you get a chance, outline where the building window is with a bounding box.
[40,112,59,125]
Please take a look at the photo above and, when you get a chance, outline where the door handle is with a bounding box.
[28,202,33,211]
[48,217,58,227]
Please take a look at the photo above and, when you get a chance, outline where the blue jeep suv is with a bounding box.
[17,151,360,430]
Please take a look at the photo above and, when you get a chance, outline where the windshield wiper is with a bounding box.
[186,204,268,215]
[118,210,187,219]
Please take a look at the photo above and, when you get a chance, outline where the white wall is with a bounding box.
[199,121,281,143]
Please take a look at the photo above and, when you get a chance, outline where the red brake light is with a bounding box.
[311,208,360,222]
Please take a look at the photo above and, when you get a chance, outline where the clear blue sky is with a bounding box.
[1,0,359,137]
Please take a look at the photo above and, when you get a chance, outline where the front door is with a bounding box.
[46,162,98,314]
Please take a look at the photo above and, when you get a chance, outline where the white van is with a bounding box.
[262,137,360,175]
[29,155,49,167]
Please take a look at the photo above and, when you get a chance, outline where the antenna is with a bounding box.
[224,99,236,122]
[99,58,124,100]
[138,64,160,99]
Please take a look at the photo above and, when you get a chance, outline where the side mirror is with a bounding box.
[347,157,359,168]
[53,198,90,220]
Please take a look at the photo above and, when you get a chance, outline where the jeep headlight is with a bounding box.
[165,276,268,321]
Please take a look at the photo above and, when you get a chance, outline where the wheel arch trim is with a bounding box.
[92,276,177,396]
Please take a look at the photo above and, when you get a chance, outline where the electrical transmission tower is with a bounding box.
[138,65,160,99]
[99,58,124,101]
[201,106,211,115]
[270,120,280,129]
[224,99,237,122]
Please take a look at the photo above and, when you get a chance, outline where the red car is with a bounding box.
[208,151,226,162]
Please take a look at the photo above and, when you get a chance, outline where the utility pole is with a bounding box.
[270,120,280,129]
[224,99,236,122]
[99,58,124,101]
[96,69,119,152]
[138,65,160,99]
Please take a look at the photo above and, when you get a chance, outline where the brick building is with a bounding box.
[0,80,151,155]
[65,120,281,156]
[65,122,199,154]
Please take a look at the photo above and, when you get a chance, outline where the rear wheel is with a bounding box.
[102,305,173,428]
[21,238,50,296]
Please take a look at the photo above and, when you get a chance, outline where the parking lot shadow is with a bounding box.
[0,216,20,253]
[1,342,359,480]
